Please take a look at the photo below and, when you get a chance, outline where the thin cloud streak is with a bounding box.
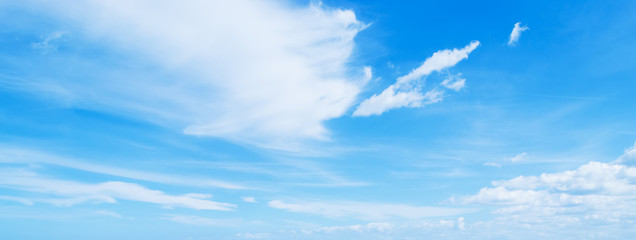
[0,169,236,211]
[0,146,250,190]
[269,200,475,220]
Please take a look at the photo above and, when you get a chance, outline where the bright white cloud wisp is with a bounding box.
[353,41,479,116]
[508,22,529,46]
[396,41,480,84]
[24,0,369,150]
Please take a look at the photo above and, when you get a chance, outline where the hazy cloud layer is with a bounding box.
[20,0,370,150]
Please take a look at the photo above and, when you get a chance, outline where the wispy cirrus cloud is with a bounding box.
[0,169,236,211]
[484,152,529,167]
[236,232,270,239]
[353,41,479,116]
[178,156,367,188]
[31,31,65,52]
[163,215,243,227]
[95,210,122,218]
[13,0,370,151]
[0,195,34,205]
[0,146,250,190]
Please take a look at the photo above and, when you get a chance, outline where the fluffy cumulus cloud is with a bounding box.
[508,22,529,46]
[16,0,369,150]
[353,41,479,116]
[0,169,235,211]
[464,161,636,222]
[268,200,473,220]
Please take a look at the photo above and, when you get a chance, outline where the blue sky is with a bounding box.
[1,0,636,239]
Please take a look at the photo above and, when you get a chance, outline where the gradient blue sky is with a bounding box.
[2,0,636,239]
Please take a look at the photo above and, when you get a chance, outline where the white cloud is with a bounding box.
[483,162,501,168]
[95,210,122,218]
[250,214,635,239]
[484,152,529,167]
[274,218,476,239]
[464,161,636,222]
[268,200,474,220]
[1,145,366,190]
[0,146,249,190]
[242,197,257,203]
[179,157,366,188]
[508,22,529,46]
[351,85,425,116]
[274,157,369,187]
[32,31,65,51]
[422,88,445,104]
[353,41,479,116]
[509,152,528,162]
[19,0,370,150]
[396,41,480,84]
[616,141,636,164]
[440,74,466,91]
[363,66,373,84]
[0,195,34,205]
[236,233,270,239]
[164,215,242,227]
[303,222,394,234]
[456,217,465,230]
[0,169,236,211]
